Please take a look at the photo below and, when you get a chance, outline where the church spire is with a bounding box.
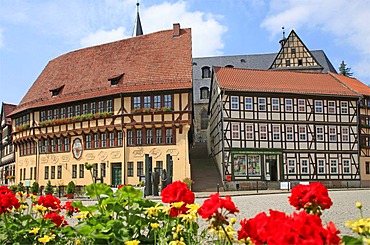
[133,1,143,36]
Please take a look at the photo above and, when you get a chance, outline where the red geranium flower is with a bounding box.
[44,212,68,227]
[0,186,20,215]
[38,194,61,210]
[161,181,195,217]
[63,201,79,216]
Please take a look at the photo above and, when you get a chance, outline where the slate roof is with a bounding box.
[11,26,192,116]
[213,67,358,97]
[330,73,370,96]
[1,103,16,124]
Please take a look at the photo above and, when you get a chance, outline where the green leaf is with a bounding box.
[86,183,113,198]
[342,235,363,245]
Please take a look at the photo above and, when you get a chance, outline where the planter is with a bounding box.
[66,193,74,199]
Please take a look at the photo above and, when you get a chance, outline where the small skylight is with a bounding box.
[50,85,64,97]
[108,73,124,86]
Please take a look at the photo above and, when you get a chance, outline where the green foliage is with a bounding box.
[17,182,25,192]
[44,180,53,195]
[66,181,76,194]
[9,185,18,193]
[30,182,40,194]
[339,60,353,77]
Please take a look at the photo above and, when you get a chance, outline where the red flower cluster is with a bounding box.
[161,181,195,217]
[44,212,68,227]
[198,193,239,227]
[63,201,79,217]
[38,194,61,210]
[238,209,341,245]
[0,186,20,215]
[289,182,332,214]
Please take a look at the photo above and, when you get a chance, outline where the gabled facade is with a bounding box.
[0,103,16,185]
[9,24,193,188]
[208,67,361,189]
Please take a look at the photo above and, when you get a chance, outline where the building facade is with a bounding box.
[9,24,193,188]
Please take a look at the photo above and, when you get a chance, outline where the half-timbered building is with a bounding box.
[9,23,193,187]
[208,67,362,189]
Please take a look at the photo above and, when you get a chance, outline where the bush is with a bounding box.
[17,182,25,192]
[30,181,39,194]
[66,181,76,194]
[44,180,53,195]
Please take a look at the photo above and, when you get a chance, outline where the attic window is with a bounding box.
[50,85,64,97]
[225,65,234,68]
[298,59,303,66]
[240,59,246,63]
[108,73,124,86]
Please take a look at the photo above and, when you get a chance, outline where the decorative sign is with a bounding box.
[62,155,70,162]
[72,138,83,160]
[149,148,161,158]
[85,153,95,160]
[111,151,121,159]
[50,155,59,164]
[133,147,144,157]
[166,149,179,156]
[98,151,108,161]
[41,156,49,164]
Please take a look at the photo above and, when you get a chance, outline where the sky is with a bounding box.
[1,0,370,105]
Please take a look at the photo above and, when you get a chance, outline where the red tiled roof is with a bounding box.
[330,73,370,96]
[214,67,359,97]
[1,103,16,124]
[11,26,192,116]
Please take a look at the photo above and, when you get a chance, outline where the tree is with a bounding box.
[339,60,353,77]
[45,180,53,195]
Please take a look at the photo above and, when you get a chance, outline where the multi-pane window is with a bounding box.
[75,105,80,116]
[343,160,351,174]
[245,97,253,110]
[40,111,46,122]
[328,101,335,114]
[146,129,153,144]
[315,100,323,113]
[107,100,112,113]
[101,133,107,148]
[231,123,240,139]
[133,97,141,109]
[245,124,253,140]
[154,96,161,108]
[231,96,239,109]
[156,129,162,144]
[61,108,66,118]
[318,160,325,174]
[83,103,88,114]
[86,135,92,149]
[51,139,55,153]
[136,130,142,145]
[285,99,293,112]
[164,95,172,108]
[57,138,62,152]
[341,101,348,114]
[44,140,49,153]
[44,166,49,179]
[330,160,338,174]
[342,127,349,142]
[316,126,324,141]
[51,166,55,179]
[286,125,294,141]
[165,128,173,144]
[94,134,99,148]
[301,160,308,174]
[91,102,96,114]
[201,66,211,78]
[72,164,77,179]
[57,165,62,179]
[79,164,84,178]
[137,161,144,176]
[93,163,98,178]
[127,130,133,146]
[272,125,280,140]
[156,161,163,174]
[200,87,209,99]
[260,125,267,140]
[299,126,306,141]
[98,101,104,113]
[20,169,22,181]
[366,162,370,174]
[298,99,305,112]
[258,98,266,111]
[47,110,52,120]
[272,98,279,111]
[288,159,296,174]
[117,131,123,146]
[109,132,115,147]
[68,106,73,117]
[30,167,33,181]
[143,96,151,108]
[329,126,337,142]
[53,109,59,119]
[101,163,106,177]
[127,162,134,177]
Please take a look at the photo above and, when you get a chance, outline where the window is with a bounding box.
[231,123,240,139]
[315,100,323,113]
[245,124,253,140]
[318,160,325,174]
[273,125,280,140]
[298,59,303,66]
[165,128,173,144]
[30,167,33,180]
[44,166,49,179]
[286,59,291,67]
[68,106,73,117]
[47,110,52,120]
[154,95,161,108]
[299,126,306,141]
[366,162,370,174]
[107,100,112,113]
[40,111,46,122]
[291,48,296,55]
[143,96,151,108]
[57,165,62,179]
[91,102,96,114]
[51,166,55,179]
[301,160,308,174]
[286,125,294,141]
[260,125,267,140]
[75,105,80,116]
[98,101,104,113]
[343,160,351,174]
[109,132,115,147]
[201,110,208,129]
[258,98,266,111]
[316,126,324,141]
[101,133,107,148]
[127,130,133,146]
[72,165,77,179]
[200,87,209,99]
[50,139,55,153]
[342,127,349,142]
[93,163,98,178]
[83,103,88,114]
[201,66,211,78]
[164,95,172,108]
[86,135,92,149]
[79,164,84,178]
[298,99,305,112]
[44,140,49,153]
[101,163,106,177]
[53,109,59,119]
[156,129,162,144]
[137,161,144,176]
[285,99,293,112]
[231,96,239,109]
[328,101,335,114]
[288,159,296,174]
[329,126,337,142]
[61,108,66,119]
[117,132,123,146]
[20,169,22,181]
[127,162,134,177]
[156,161,163,174]
[272,98,279,111]
[57,138,62,152]
[136,130,142,145]
[146,129,153,144]
[341,101,348,114]
[245,97,253,110]
[330,160,338,174]
[94,134,99,148]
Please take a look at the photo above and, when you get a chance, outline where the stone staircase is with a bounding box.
[190,142,223,192]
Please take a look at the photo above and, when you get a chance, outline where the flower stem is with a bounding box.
[221,225,232,244]
[3,213,14,243]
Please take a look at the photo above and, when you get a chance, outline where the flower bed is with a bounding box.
[0,180,369,244]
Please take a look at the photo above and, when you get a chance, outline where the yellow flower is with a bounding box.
[179,213,197,223]
[150,223,160,229]
[172,201,184,209]
[75,239,81,245]
[356,201,362,209]
[75,211,91,220]
[38,235,52,244]
[28,227,40,235]
[33,204,48,214]
[186,203,200,215]
[230,217,237,224]
[169,237,186,245]
[20,204,29,210]
[144,203,163,217]
[125,240,140,245]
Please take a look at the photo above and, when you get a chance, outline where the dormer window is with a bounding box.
[50,85,64,97]
[108,73,124,86]
[240,59,246,63]
[225,65,234,68]
[201,66,211,79]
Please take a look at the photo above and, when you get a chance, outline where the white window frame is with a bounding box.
[259,124,267,140]
[231,123,240,139]
[285,98,293,112]
[299,125,306,141]
[258,98,266,111]
[245,97,253,111]
[341,101,348,114]
[245,124,253,140]
[286,125,294,141]
[343,160,351,174]
[301,159,308,174]
[298,99,306,112]
[272,125,280,140]
[328,101,335,114]
[288,159,296,174]
[316,126,324,141]
[342,127,349,142]
[231,96,239,110]
[330,159,338,174]
[272,98,279,111]
[318,160,325,174]
[329,126,337,142]
[315,100,323,113]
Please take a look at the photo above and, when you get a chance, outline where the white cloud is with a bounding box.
[80,27,128,47]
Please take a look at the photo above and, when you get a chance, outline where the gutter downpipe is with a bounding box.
[220,89,226,183]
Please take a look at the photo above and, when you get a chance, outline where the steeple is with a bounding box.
[133,1,143,36]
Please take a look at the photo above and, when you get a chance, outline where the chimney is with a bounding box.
[173,23,180,38]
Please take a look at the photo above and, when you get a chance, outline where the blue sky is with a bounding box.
[1,0,369,105]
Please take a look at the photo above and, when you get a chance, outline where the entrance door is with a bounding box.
[111,163,122,187]
[269,159,278,181]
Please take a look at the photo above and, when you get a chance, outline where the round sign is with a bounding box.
[72,138,83,159]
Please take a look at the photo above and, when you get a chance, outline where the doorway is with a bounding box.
[266,155,278,181]
[111,163,122,186]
